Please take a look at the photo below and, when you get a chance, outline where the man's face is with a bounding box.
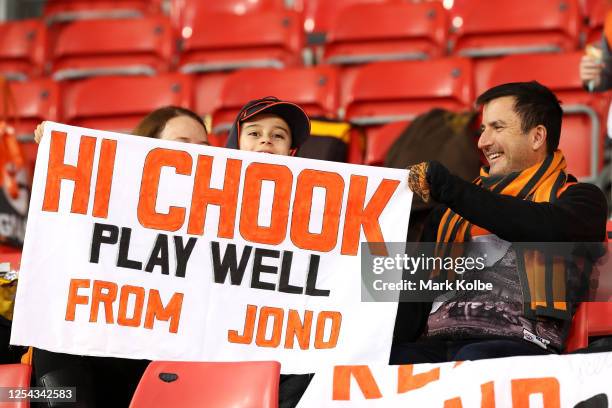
[239,113,292,155]
[478,96,543,176]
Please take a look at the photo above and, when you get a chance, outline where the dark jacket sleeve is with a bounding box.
[592,36,612,92]
[426,162,608,242]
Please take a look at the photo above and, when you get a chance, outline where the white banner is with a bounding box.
[298,351,612,407]
[10,122,412,374]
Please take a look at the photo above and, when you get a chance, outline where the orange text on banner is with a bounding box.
[65,279,184,333]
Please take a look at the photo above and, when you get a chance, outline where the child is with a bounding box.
[225,96,310,155]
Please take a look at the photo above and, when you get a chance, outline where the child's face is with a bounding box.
[238,113,292,156]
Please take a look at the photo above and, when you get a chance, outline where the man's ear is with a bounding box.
[531,124,547,151]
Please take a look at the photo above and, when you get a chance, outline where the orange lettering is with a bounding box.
[333,366,382,400]
[511,378,560,408]
[444,397,463,408]
[90,280,118,323]
[144,289,183,333]
[43,131,96,214]
[397,364,440,393]
[481,381,495,408]
[228,304,257,344]
[314,311,341,349]
[256,307,284,348]
[117,285,145,327]
[240,163,292,245]
[290,170,343,252]
[92,139,117,218]
[65,279,91,321]
[138,148,191,232]
[188,156,242,237]
[341,176,399,256]
[284,309,313,350]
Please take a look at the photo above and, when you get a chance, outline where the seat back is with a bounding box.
[364,120,409,166]
[487,52,609,184]
[212,66,339,133]
[0,79,60,138]
[0,20,46,81]
[344,57,474,126]
[44,0,160,24]
[585,0,606,44]
[303,0,396,40]
[452,0,581,58]
[171,0,288,31]
[565,220,612,352]
[51,16,174,81]
[324,2,447,65]
[62,74,192,133]
[179,10,304,74]
[129,361,280,408]
[0,364,31,408]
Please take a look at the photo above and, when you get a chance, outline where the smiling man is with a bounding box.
[392,81,608,364]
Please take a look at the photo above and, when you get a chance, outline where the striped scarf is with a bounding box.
[436,151,578,320]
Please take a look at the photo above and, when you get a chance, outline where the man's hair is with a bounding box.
[476,81,562,154]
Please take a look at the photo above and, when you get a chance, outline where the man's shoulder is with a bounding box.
[560,182,607,205]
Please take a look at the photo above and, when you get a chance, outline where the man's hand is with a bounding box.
[408,161,453,204]
[407,162,431,203]
[34,121,47,144]
[579,52,604,90]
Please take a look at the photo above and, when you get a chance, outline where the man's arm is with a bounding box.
[427,162,608,242]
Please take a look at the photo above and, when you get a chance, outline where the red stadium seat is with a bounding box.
[61,74,193,133]
[178,10,304,74]
[0,79,59,174]
[0,79,60,138]
[50,16,174,81]
[180,11,304,73]
[324,2,448,65]
[212,66,339,133]
[487,52,610,184]
[344,58,473,165]
[452,0,581,58]
[451,0,582,94]
[129,361,280,408]
[44,0,161,24]
[0,20,46,81]
[171,0,289,32]
[344,57,474,126]
[303,0,397,40]
[192,73,230,117]
[364,120,409,166]
[585,0,607,44]
[0,364,31,408]
[564,220,612,352]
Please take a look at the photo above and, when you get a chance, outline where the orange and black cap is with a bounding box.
[226,96,311,150]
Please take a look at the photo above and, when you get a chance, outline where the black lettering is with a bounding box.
[145,234,169,275]
[211,242,252,285]
[278,251,302,294]
[305,255,330,297]
[117,227,142,270]
[252,248,279,291]
[90,223,118,263]
[174,236,197,278]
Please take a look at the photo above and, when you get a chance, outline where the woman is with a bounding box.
[32,106,209,407]
[35,105,209,145]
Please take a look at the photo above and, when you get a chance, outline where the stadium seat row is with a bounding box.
[0,0,606,85]
[2,53,609,184]
[40,0,607,39]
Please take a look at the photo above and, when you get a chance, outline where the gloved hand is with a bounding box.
[407,162,431,203]
[407,161,452,204]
